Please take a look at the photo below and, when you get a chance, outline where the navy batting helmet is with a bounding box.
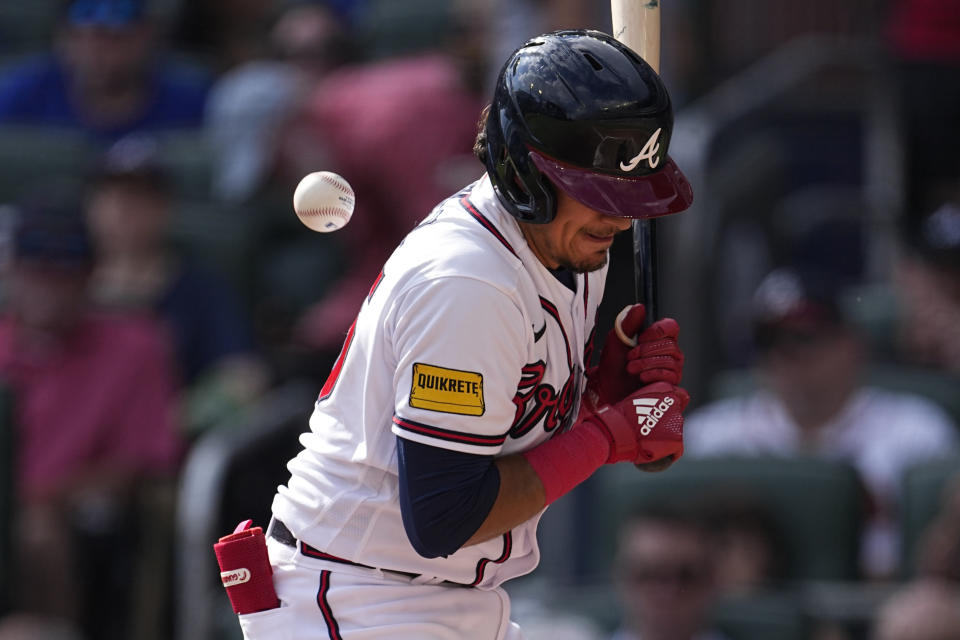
[481,30,693,224]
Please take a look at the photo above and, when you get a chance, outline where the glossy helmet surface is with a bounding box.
[483,29,693,224]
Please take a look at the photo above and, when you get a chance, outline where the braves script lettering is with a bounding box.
[509,362,578,438]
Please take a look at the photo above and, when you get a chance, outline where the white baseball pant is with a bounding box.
[237,537,524,640]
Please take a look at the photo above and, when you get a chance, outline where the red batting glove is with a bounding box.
[626,318,683,385]
[586,305,684,407]
[522,382,690,504]
[581,381,689,465]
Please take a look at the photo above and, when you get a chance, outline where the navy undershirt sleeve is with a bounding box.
[396,435,501,558]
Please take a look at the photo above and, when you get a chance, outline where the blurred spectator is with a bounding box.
[685,267,959,578]
[871,579,960,640]
[0,197,182,630]
[914,470,960,581]
[700,496,788,596]
[0,0,210,143]
[485,0,612,94]
[275,3,489,369]
[892,200,960,374]
[205,1,357,203]
[610,505,731,640]
[83,134,270,433]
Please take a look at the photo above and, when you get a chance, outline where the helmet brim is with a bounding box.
[529,149,693,219]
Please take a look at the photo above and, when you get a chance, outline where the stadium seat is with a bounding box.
[0,2,60,55]
[712,591,809,640]
[354,0,454,60]
[865,364,960,431]
[587,456,867,583]
[899,454,960,578]
[0,125,94,204]
[152,129,216,201]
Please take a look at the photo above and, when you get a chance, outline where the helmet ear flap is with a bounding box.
[517,152,557,224]
[484,103,557,224]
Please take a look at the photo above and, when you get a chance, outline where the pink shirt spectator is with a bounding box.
[0,312,183,501]
[285,55,484,350]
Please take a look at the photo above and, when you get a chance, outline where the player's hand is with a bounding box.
[580,381,689,466]
[586,305,684,407]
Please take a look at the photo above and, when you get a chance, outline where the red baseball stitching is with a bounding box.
[299,207,351,218]
[319,174,354,196]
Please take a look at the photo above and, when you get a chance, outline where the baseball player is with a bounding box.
[239,30,693,639]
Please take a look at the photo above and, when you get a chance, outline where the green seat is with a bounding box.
[0,2,60,55]
[152,129,216,201]
[712,591,809,640]
[899,454,960,577]
[355,0,454,59]
[0,125,215,204]
[865,364,960,431]
[0,125,94,203]
[588,456,867,582]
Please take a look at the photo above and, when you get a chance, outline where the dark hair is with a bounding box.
[473,104,491,164]
[700,495,789,583]
[751,267,847,351]
[620,501,710,536]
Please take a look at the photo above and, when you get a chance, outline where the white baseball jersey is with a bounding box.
[271,175,607,589]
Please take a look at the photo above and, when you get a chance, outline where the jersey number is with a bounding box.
[318,270,385,401]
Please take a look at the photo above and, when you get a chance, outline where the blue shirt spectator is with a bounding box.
[0,0,210,143]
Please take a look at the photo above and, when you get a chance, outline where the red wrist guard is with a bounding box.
[214,520,280,615]
[521,421,610,506]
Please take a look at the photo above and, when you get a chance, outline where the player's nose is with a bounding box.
[603,215,633,233]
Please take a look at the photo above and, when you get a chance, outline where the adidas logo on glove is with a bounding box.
[633,396,676,435]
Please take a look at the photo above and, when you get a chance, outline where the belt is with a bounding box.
[267,518,469,586]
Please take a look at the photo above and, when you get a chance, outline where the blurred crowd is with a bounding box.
[0,0,958,639]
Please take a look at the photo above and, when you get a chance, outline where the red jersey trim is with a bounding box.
[393,415,507,447]
[461,196,519,259]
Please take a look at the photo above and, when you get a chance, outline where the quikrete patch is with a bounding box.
[410,363,484,416]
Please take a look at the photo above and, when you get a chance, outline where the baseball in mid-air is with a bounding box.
[293,171,355,232]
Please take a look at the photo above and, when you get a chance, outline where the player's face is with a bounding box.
[519,189,632,273]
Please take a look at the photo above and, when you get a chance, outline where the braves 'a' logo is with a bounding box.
[620,128,662,172]
[509,362,578,438]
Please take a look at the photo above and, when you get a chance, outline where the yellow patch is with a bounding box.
[410,363,484,416]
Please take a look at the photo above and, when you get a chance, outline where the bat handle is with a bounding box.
[632,217,671,473]
[633,218,659,328]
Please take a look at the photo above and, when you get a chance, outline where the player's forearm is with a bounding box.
[461,454,546,547]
